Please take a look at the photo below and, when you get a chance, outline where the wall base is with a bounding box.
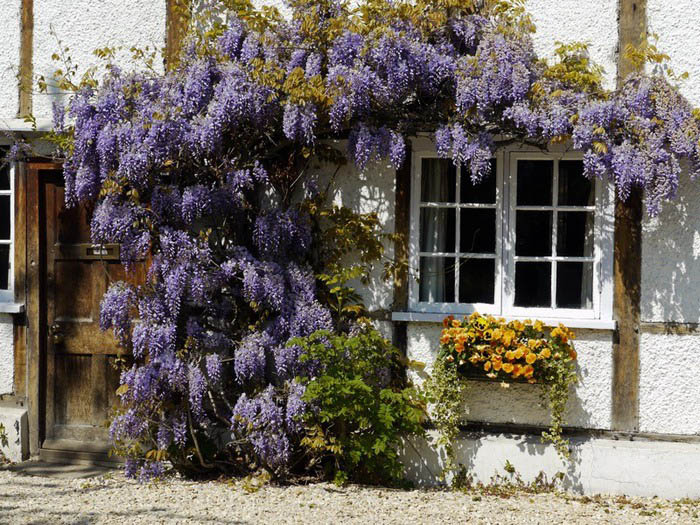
[402,431,700,499]
[0,407,28,463]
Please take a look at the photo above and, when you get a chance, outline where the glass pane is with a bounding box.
[459,258,495,304]
[460,209,496,254]
[419,257,455,303]
[517,160,553,205]
[461,159,496,203]
[0,164,9,191]
[557,262,593,309]
[0,245,9,290]
[559,160,594,206]
[516,211,552,256]
[0,196,9,240]
[420,208,455,252]
[421,159,456,203]
[557,212,594,257]
[515,262,551,307]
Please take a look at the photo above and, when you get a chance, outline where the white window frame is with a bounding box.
[0,161,14,303]
[405,140,614,327]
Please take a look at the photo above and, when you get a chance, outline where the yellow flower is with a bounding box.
[469,354,480,365]
[483,361,492,372]
[502,330,516,346]
[534,320,544,332]
[511,320,525,332]
[505,350,515,361]
[492,358,503,371]
[491,328,502,341]
[539,348,552,359]
[527,339,538,350]
[502,363,514,373]
[525,352,537,365]
[514,347,525,360]
[451,319,462,328]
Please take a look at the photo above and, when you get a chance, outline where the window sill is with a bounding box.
[0,302,25,314]
[391,311,616,330]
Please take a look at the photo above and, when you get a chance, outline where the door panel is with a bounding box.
[42,174,143,444]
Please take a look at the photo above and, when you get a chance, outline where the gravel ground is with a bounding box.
[0,469,699,524]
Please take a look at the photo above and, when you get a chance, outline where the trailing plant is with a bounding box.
[32,0,700,481]
[423,314,578,483]
[290,323,425,485]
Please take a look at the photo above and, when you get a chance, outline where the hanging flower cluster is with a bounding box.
[54,0,700,480]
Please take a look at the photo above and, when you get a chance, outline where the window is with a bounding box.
[407,145,614,324]
[0,156,13,302]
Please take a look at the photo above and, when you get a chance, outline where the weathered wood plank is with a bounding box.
[391,142,411,353]
[18,0,33,117]
[611,0,646,431]
[166,0,190,69]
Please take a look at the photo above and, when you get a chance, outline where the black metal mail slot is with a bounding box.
[56,243,121,261]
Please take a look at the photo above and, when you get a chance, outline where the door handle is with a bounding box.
[49,323,64,345]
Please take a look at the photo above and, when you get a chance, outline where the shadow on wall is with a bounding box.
[642,174,700,323]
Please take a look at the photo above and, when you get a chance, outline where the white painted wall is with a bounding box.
[0,0,21,121]
[0,315,14,394]
[527,0,618,89]
[32,0,167,119]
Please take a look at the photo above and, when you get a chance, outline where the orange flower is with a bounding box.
[440,334,451,345]
[492,358,503,371]
[523,365,534,378]
[569,348,577,360]
[454,342,465,353]
[451,319,461,328]
[483,361,492,372]
[502,363,514,374]
[525,352,537,365]
[512,364,523,378]
[443,315,455,328]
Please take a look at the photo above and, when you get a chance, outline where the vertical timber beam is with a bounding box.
[392,142,411,355]
[166,0,190,70]
[612,0,646,431]
[18,0,34,117]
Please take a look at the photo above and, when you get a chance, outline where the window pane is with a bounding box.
[459,258,495,304]
[0,164,9,191]
[421,159,456,203]
[420,208,455,252]
[461,159,496,203]
[0,245,9,290]
[557,211,594,257]
[0,196,10,240]
[559,160,594,206]
[460,209,496,254]
[557,262,593,309]
[514,262,551,307]
[516,210,552,256]
[517,160,553,205]
[419,257,455,302]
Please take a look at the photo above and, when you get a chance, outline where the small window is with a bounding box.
[0,154,13,301]
[409,148,613,322]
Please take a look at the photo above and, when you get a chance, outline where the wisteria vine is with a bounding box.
[53,0,700,480]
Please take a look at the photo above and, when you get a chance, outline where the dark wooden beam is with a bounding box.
[165,0,190,70]
[18,0,33,117]
[611,0,646,431]
[392,142,412,353]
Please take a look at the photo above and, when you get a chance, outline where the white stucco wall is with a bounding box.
[0,0,21,121]
[526,0,618,89]
[0,315,14,394]
[32,0,167,119]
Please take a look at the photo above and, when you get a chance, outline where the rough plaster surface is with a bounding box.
[407,324,613,430]
[648,0,700,107]
[0,0,21,120]
[33,0,166,119]
[0,407,27,463]
[526,0,618,89]
[402,432,700,498]
[639,333,700,435]
[642,176,700,323]
[0,315,13,395]
[311,143,396,312]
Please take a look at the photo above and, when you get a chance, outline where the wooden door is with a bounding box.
[41,172,140,446]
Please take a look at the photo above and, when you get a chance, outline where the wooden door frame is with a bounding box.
[25,159,62,455]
